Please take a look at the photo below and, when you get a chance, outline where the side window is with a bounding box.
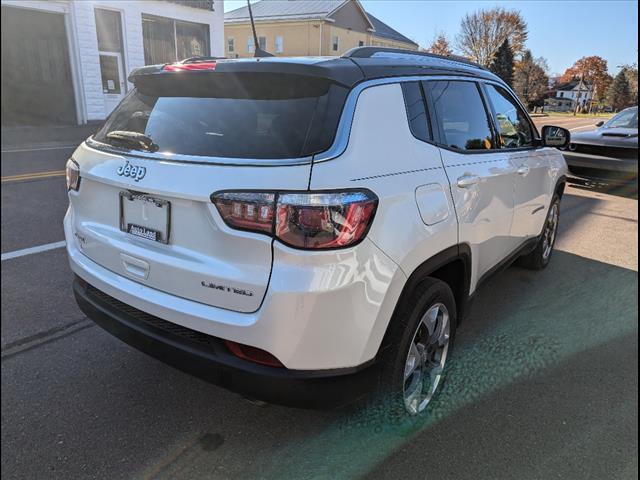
[484,84,534,148]
[423,80,494,151]
[401,82,430,142]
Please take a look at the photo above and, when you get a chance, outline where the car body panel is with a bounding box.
[510,149,556,240]
[564,107,638,177]
[69,142,311,313]
[439,148,517,291]
[309,83,459,290]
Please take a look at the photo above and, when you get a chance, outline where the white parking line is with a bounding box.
[1,241,66,261]
[1,145,78,153]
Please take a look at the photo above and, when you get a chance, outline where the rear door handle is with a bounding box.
[456,174,480,188]
[516,165,530,176]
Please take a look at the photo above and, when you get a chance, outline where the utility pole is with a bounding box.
[574,72,585,116]
[573,71,589,117]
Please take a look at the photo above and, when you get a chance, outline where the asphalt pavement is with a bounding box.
[1,123,637,480]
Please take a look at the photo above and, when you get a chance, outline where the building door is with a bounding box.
[99,52,125,115]
[1,6,77,126]
[95,8,126,116]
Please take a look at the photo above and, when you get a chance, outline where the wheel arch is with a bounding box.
[378,244,472,356]
[555,175,567,198]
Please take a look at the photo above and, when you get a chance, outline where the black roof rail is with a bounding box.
[342,46,487,71]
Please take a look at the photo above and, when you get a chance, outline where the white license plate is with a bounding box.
[119,192,171,244]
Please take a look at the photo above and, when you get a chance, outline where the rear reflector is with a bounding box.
[211,190,378,250]
[163,62,217,72]
[224,340,284,368]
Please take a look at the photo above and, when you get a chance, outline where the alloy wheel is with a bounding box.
[542,202,559,261]
[403,303,451,415]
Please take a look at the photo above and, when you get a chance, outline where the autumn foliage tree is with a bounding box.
[456,7,528,67]
[561,56,612,102]
[428,34,452,56]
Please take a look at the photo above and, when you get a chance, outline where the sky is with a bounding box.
[223,0,638,76]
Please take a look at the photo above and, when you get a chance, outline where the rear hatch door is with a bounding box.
[69,68,349,313]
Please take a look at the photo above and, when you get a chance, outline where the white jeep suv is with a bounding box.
[65,48,569,415]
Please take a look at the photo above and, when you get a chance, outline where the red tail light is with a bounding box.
[211,190,378,250]
[163,62,217,71]
[212,192,275,234]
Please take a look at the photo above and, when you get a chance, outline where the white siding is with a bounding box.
[73,0,224,121]
[1,0,224,122]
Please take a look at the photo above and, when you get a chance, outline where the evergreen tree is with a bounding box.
[513,50,549,109]
[607,69,632,111]
[489,39,514,86]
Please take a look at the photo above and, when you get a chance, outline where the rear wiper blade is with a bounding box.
[106,131,159,152]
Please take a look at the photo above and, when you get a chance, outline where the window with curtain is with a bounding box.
[142,14,210,65]
[176,20,209,59]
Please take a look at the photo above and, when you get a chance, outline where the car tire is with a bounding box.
[517,194,561,270]
[377,278,457,415]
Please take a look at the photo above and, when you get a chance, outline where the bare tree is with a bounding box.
[456,7,528,67]
[428,34,452,56]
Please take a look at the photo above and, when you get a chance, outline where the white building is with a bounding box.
[1,0,224,126]
[544,79,594,112]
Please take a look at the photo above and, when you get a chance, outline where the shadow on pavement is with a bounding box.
[367,334,638,480]
[133,250,636,480]
[1,251,637,479]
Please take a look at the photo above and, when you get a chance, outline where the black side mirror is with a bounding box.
[596,121,605,127]
[541,125,570,148]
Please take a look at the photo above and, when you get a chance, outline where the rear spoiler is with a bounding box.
[128,58,364,89]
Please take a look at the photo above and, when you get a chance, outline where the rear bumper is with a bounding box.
[64,207,405,371]
[73,276,380,409]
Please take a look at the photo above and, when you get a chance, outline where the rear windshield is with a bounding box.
[93,73,348,159]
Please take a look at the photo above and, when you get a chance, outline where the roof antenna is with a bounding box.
[247,0,274,57]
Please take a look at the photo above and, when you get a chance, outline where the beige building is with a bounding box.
[224,0,418,58]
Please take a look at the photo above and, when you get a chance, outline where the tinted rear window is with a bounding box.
[401,82,430,142]
[93,73,348,159]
